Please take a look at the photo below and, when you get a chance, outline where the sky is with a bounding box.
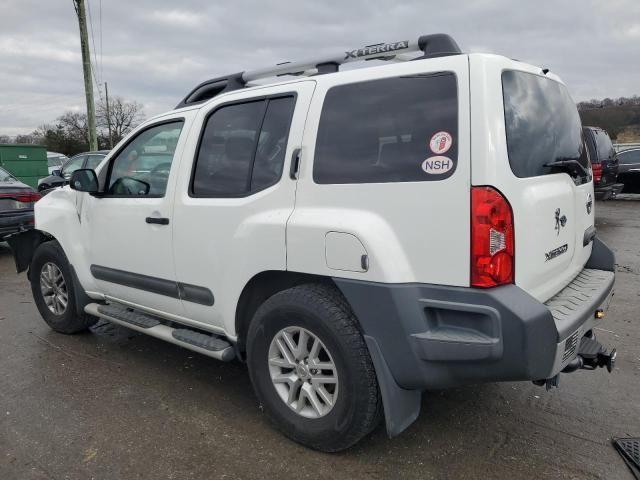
[0,0,639,136]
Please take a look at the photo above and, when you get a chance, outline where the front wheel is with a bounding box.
[247,284,382,452]
[30,241,97,334]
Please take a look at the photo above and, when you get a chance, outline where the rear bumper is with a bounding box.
[335,237,616,391]
[0,211,34,239]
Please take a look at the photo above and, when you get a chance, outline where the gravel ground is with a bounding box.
[1,199,639,480]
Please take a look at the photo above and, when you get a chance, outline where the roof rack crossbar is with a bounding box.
[176,33,460,108]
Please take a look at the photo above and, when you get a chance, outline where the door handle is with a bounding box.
[146,217,169,225]
[289,148,301,179]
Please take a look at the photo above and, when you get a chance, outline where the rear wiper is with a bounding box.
[544,158,589,177]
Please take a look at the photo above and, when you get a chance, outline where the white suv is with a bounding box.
[7,34,618,452]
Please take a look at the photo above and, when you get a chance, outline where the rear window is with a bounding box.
[502,70,590,183]
[313,72,458,184]
[0,166,16,182]
[593,130,615,162]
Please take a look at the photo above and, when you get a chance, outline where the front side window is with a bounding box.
[61,155,85,178]
[192,96,295,196]
[107,121,183,197]
[314,73,458,184]
[502,70,590,183]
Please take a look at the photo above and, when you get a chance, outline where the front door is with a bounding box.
[85,115,192,318]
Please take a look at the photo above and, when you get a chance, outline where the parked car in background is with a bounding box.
[0,166,39,240]
[583,127,624,200]
[38,150,109,192]
[46,152,69,175]
[616,147,640,193]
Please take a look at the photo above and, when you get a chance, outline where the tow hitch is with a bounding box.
[562,336,617,373]
[534,335,616,390]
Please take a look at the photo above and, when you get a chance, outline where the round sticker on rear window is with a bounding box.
[429,131,453,155]
[422,156,453,174]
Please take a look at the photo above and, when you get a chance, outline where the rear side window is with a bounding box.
[502,70,590,183]
[313,73,458,184]
[192,96,295,196]
[584,129,598,163]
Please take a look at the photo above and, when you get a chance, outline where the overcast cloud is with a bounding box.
[1,0,639,136]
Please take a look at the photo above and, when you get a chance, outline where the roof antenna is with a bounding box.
[542,68,550,75]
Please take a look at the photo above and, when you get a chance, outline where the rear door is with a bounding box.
[471,56,594,302]
[172,81,315,333]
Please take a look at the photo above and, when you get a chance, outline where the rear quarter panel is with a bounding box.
[287,55,471,286]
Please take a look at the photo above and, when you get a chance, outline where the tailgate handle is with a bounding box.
[583,226,596,246]
[146,217,169,226]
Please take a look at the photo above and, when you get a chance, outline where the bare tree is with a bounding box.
[97,96,145,147]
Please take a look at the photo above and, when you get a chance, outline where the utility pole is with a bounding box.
[73,0,97,151]
[105,81,113,148]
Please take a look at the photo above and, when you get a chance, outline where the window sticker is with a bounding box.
[429,131,453,155]
[421,156,453,174]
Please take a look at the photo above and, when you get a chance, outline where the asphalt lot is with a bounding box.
[1,199,639,480]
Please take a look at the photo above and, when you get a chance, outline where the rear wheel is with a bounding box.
[30,241,97,334]
[247,283,382,452]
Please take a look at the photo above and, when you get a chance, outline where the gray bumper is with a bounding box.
[336,237,615,391]
[335,237,616,436]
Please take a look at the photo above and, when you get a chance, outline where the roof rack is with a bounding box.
[176,33,461,109]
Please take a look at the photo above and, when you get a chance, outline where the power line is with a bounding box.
[99,0,103,81]
[86,0,100,88]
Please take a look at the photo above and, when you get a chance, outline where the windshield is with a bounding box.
[0,166,17,182]
[502,70,590,183]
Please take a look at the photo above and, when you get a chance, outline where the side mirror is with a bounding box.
[70,169,99,193]
[52,169,61,176]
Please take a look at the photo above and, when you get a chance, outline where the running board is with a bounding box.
[85,303,236,362]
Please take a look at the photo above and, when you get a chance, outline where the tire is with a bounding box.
[247,283,382,452]
[30,241,97,334]
[38,184,49,192]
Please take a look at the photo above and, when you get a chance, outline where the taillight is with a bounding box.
[592,163,602,183]
[0,191,41,203]
[471,186,514,288]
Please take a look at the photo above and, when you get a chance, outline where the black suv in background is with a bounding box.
[583,127,623,200]
[37,150,109,192]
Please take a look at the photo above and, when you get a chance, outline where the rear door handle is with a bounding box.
[289,148,301,179]
[146,217,169,225]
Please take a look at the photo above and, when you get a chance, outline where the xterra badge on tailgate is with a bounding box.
[545,244,568,262]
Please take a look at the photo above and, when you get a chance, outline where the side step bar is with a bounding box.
[85,303,236,362]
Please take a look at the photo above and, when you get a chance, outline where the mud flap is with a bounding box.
[364,335,421,437]
[5,229,47,274]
